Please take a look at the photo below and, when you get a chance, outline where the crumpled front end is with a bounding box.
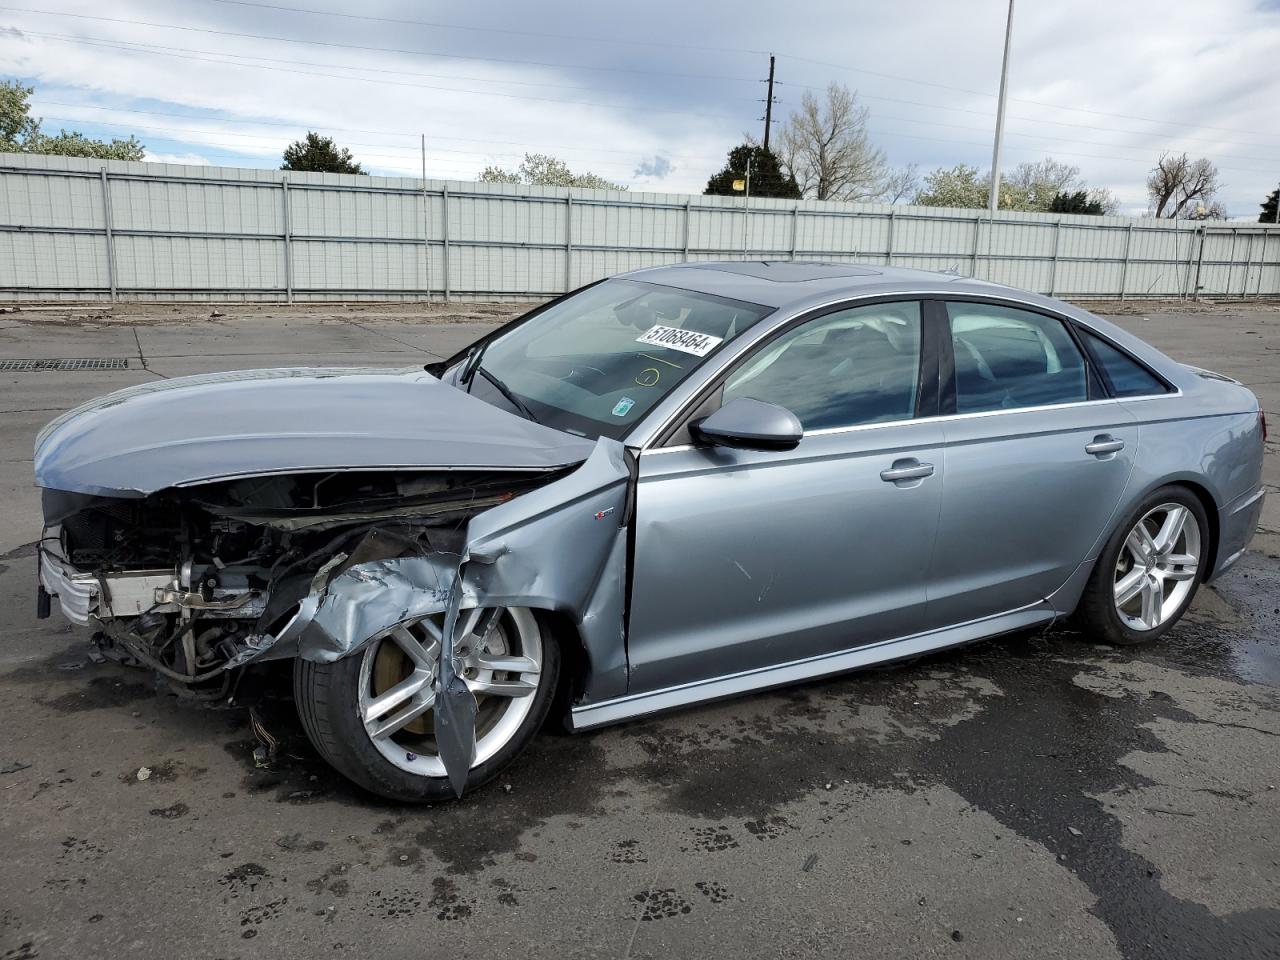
[37,439,633,790]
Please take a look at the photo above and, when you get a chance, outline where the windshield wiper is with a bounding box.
[459,341,487,386]
[474,365,539,423]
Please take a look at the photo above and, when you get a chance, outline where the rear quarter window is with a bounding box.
[1078,329,1170,397]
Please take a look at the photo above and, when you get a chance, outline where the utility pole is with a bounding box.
[742,156,753,254]
[762,54,777,152]
[987,0,1015,216]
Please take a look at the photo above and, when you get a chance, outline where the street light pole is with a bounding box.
[987,0,1015,216]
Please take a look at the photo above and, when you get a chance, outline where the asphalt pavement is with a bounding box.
[0,298,1277,960]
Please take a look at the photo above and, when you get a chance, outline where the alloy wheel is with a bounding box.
[1112,502,1201,631]
[357,606,542,777]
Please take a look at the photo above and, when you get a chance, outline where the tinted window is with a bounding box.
[723,301,921,430]
[947,303,1087,412]
[1078,329,1168,397]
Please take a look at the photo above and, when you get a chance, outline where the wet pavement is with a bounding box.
[0,300,1278,959]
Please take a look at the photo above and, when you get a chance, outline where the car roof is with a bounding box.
[620,260,1014,310]
[616,259,1185,386]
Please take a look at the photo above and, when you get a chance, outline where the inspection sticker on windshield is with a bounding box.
[636,325,723,357]
[612,396,635,417]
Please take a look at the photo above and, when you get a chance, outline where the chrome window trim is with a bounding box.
[639,396,1141,457]
[631,288,1182,452]
[1113,391,1186,405]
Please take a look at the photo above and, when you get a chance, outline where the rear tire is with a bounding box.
[1077,485,1208,646]
[293,607,559,802]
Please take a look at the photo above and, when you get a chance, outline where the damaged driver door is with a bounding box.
[625,299,945,698]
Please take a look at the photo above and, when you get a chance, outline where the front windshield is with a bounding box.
[458,279,773,440]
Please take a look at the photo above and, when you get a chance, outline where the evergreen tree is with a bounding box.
[1260,187,1279,224]
[1048,190,1107,215]
[705,144,800,199]
[281,132,365,174]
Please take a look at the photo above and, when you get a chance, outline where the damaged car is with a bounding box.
[34,262,1266,801]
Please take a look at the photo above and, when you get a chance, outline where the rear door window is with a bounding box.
[945,303,1087,412]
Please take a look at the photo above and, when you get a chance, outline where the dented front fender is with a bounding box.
[269,440,632,702]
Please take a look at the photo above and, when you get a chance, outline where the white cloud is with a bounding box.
[1,0,1276,213]
[633,155,674,179]
[142,150,212,165]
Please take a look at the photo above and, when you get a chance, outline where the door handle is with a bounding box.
[880,459,935,483]
[1085,435,1125,457]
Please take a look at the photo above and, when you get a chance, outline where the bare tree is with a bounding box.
[1004,158,1083,209]
[878,164,919,204]
[1086,187,1121,216]
[1147,152,1221,218]
[778,83,886,201]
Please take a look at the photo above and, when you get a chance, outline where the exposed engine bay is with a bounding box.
[38,467,566,698]
[31,358,633,796]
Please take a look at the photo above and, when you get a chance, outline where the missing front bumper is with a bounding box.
[37,536,263,626]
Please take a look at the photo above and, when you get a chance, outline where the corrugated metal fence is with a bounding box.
[2,152,1277,302]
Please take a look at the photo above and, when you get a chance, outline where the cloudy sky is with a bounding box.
[1,0,1278,217]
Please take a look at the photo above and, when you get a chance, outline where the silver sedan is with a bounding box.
[34,262,1266,801]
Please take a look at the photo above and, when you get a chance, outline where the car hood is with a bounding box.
[34,366,597,497]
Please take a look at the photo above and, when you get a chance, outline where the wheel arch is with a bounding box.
[1061,474,1220,618]
[1126,475,1221,579]
[532,608,594,728]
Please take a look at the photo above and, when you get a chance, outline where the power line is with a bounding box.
[7,29,744,123]
[847,87,1280,152]
[30,99,724,161]
[22,26,1280,159]
[26,95,1280,183]
[32,114,676,175]
[0,7,764,85]
[12,29,737,96]
[39,101,1278,182]
[193,0,1280,142]
[9,16,1277,182]
[864,126,1275,176]
[774,59,1280,143]
[871,108,1280,166]
[197,0,769,58]
[43,95,1277,174]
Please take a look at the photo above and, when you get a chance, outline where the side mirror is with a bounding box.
[691,397,803,451]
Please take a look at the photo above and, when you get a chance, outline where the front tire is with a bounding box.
[294,606,559,802]
[1077,485,1208,646]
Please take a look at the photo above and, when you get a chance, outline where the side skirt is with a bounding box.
[569,603,1055,731]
